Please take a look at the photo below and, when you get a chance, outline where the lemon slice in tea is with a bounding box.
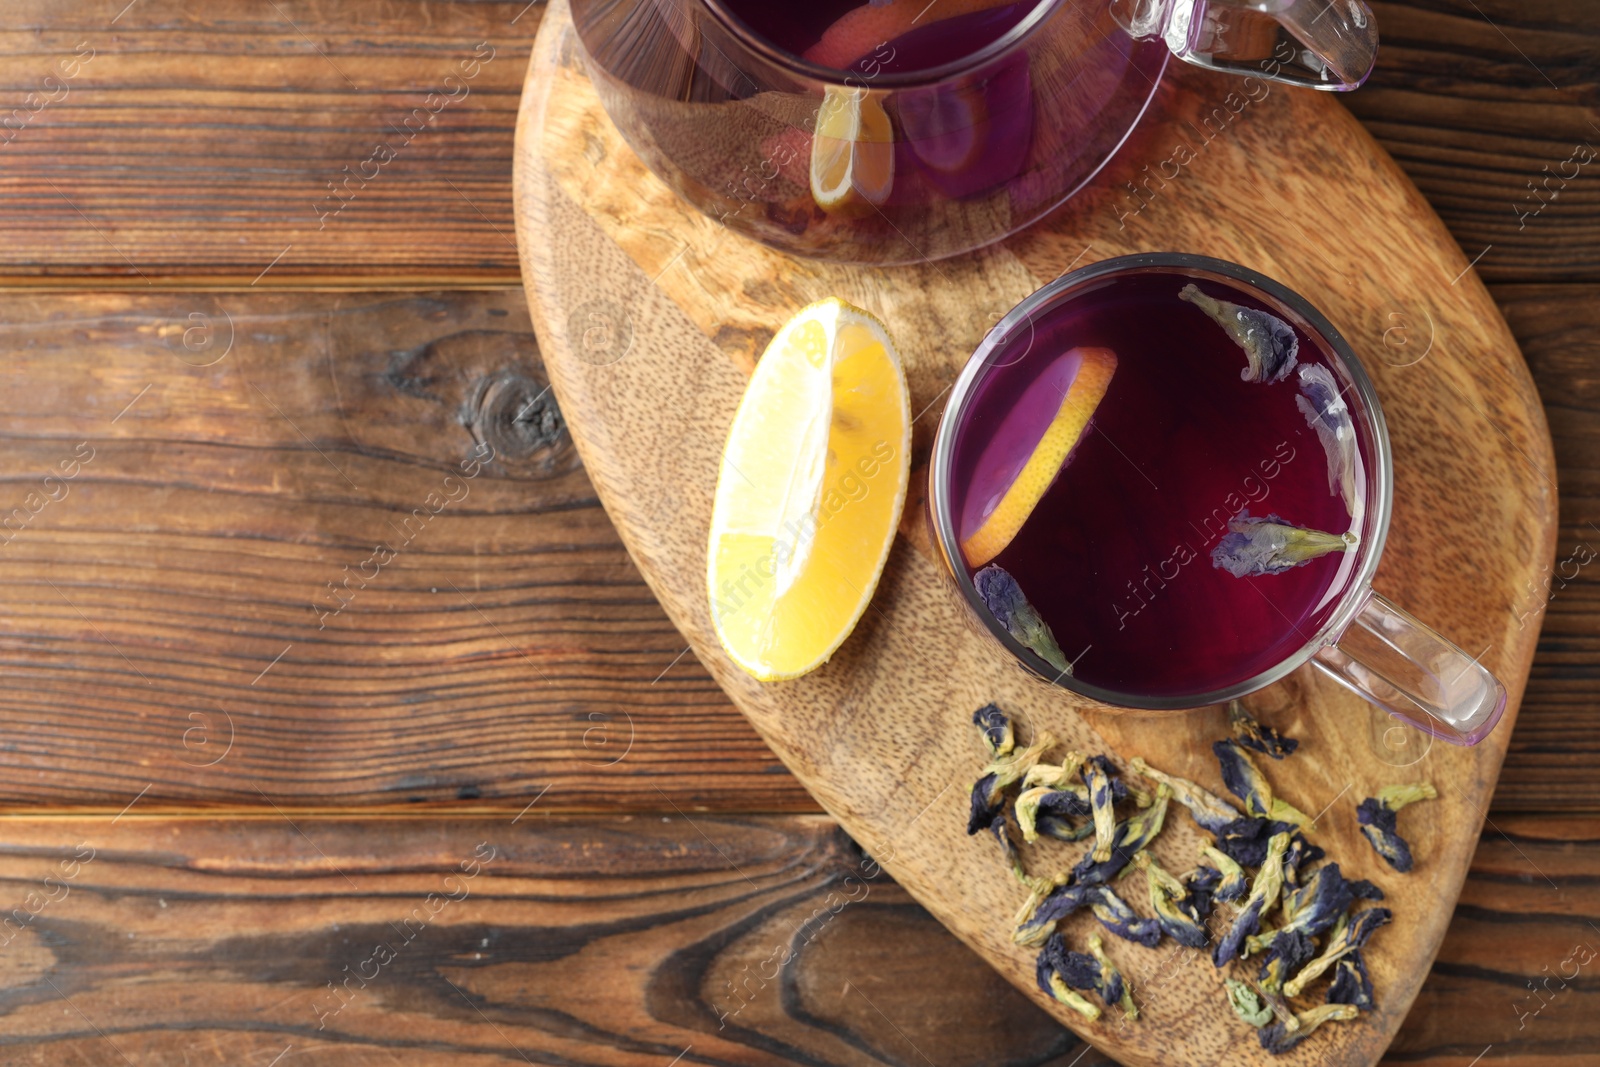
[960,346,1117,567]
[708,299,911,681]
[810,86,895,212]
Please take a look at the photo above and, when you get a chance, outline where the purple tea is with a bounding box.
[947,271,1368,699]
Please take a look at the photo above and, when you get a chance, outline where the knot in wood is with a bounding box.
[468,370,571,476]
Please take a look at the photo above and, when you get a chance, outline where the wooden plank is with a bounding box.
[1347,2,1600,284]
[0,289,811,809]
[0,1,1591,285]
[0,813,1587,1064]
[0,0,543,285]
[1488,283,1600,812]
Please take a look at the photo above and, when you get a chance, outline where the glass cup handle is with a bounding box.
[1109,0,1379,91]
[1311,591,1508,746]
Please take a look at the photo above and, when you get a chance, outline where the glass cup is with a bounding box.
[927,253,1507,746]
[566,0,1378,264]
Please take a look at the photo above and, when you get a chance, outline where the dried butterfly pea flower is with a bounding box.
[1088,933,1138,1020]
[1210,816,1299,868]
[1228,700,1298,759]
[1284,906,1392,998]
[1213,740,1313,828]
[968,727,1057,835]
[984,812,1039,891]
[1296,362,1360,516]
[1200,845,1249,903]
[1179,283,1299,384]
[1226,978,1274,1028]
[1280,834,1326,891]
[1085,883,1163,948]
[1022,753,1086,790]
[1131,756,1241,833]
[1256,928,1317,996]
[1072,783,1173,886]
[1255,862,1363,958]
[1184,865,1224,920]
[973,703,1015,758]
[1327,953,1375,1011]
[1213,831,1291,967]
[1258,1002,1359,1054]
[1357,782,1437,873]
[1211,509,1357,578]
[1083,756,1121,863]
[1133,851,1208,948]
[1013,879,1093,947]
[1016,785,1094,844]
[974,565,1072,675]
[1035,933,1104,1021]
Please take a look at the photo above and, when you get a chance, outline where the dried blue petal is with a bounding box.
[1281,835,1326,890]
[1016,785,1093,844]
[1257,928,1317,995]
[1357,782,1437,873]
[1131,756,1241,833]
[1228,700,1299,759]
[1085,884,1163,948]
[1035,933,1103,1020]
[967,725,1056,835]
[1327,953,1375,1010]
[1014,880,1093,947]
[1082,756,1120,863]
[1198,847,1248,906]
[1284,906,1392,998]
[1211,509,1356,578]
[1134,851,1208,948]
[1296,363,1360,516]
[1072,783,1172,886]
[973,703,1015,758]
[1263,862,1363,957]
[1180,283,1299,383]
[1185,865,1224,920]
[974,565,1072,675]
[1349,879,1385,902]
[1227,979,1274,1028]
[1259,1003,1359,1054]
[1213,740,1312,827]
[1213,832,1290,967]
[1212,816,1298,868]
[1087,933,1138,1019]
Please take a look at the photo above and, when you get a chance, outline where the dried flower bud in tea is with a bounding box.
[1357,781,1437,873]
[1228,700,1299,759]
[1327,953,1375,1010]
[1013,880,1092,947]
[1210,509,1356,578]
[1082,755,1121,863]
[973,703,1015,758]
[1179,283,1299,384]
[974,564,1072,675]
[1088,933,1138,1020]
[968,726,1057,835]
[1296,362,1360,517]
[1016,785,1094,843]
[1035,933,1103,1021]
[1200,845,1249,903]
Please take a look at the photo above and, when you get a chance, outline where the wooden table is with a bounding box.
[0,2,1592,1063]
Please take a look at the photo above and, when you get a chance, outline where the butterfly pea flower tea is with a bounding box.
[931,254,1508,746]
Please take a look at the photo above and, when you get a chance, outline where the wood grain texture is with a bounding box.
[0,289,813,809]
[1349,1,1600,284]
[1490,283,1600,812]
[0,0,543,285]
[514,3,1559,1063]
[0,813,1588,1065]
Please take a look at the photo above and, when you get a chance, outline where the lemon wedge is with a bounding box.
[708,299,911,681]
[960,346,1117,567]
[810,86,895,212]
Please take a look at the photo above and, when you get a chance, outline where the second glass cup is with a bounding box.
[927,254,1506,746]
[567,0,1378,264]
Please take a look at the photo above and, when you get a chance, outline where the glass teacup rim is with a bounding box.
[927,252,1396,711]
[700,0,1067,88]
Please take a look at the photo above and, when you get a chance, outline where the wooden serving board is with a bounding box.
[512,4,1558,1063]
